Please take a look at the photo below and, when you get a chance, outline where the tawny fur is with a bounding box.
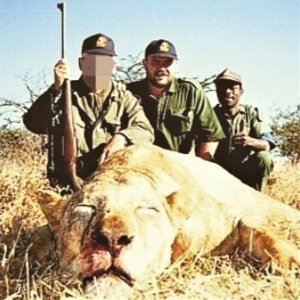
[33,145,300,291]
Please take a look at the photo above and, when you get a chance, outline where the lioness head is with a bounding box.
[37,169,177,294]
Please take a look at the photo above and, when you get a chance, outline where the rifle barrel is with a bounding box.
[57,2,65,58]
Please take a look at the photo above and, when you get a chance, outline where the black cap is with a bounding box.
[145,39,178,59]
[81,33,117,56]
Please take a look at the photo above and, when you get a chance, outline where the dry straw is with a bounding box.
[0,132,299,299]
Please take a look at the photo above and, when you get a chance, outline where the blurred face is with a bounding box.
[79,54,116,91]
[143,56,178,88]
[216,80,244,109]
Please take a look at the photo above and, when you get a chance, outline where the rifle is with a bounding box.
[47,2,81,192]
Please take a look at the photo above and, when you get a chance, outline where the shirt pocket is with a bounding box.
[165,107,194,135]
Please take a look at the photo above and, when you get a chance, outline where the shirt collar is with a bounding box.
[77,76,114,100]
[238,104,246,113]
[143,77,178,97]
[216,103,246,117]
[167,78,178,94]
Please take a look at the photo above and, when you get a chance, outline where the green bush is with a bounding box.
[271,104,300,163]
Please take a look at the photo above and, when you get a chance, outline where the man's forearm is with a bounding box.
[248,138,270,151]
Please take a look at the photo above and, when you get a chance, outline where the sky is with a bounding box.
[0,0,299,126]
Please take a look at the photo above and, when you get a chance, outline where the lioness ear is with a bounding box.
[36,190,67,231]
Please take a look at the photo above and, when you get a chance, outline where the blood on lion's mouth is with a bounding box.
[83,267,134,287]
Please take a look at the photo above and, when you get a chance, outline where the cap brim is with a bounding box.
[214,76,241,84]
[147,53,177,59]
[84,49,117,56]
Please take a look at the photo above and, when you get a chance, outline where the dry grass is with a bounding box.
[0,131,299,300]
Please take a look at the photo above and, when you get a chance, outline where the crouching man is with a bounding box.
[213,69,276,191]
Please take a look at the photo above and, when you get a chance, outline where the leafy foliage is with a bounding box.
[271,104,300,163]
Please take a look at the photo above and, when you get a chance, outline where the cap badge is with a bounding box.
[96,36,107,48]
[159,42,169,52]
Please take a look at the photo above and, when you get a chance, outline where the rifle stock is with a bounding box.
[62,77,81,191]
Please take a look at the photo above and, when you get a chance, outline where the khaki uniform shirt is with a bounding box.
[214,104,276,166]
[128,78,225,154]
[23,78,154,178]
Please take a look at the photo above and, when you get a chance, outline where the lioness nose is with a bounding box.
[92,232,134,248]
[92,232,110,247]
[117,235,133,246]
[111,234,134,257]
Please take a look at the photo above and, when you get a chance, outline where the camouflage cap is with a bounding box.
[81,33,117,56]
[145,39,178,59]
[214,69,242,84]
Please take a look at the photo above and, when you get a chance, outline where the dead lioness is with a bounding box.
[34,145,300,297]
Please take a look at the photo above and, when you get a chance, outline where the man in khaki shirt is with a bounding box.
[23,33,154,187]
